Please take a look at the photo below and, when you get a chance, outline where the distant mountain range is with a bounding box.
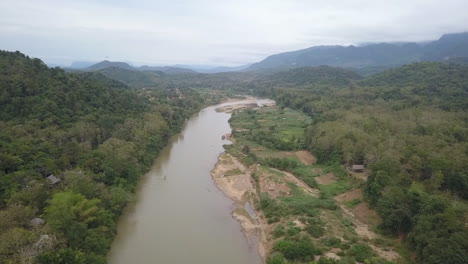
[173,64,251,73]
[81,60,196,74]
[247,32,468,71]
[67,60,251,74]
[65,32,468,75]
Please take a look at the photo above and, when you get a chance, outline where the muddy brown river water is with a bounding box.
[107,99,272,264]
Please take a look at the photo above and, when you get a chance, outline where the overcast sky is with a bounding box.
[1,0,467,66]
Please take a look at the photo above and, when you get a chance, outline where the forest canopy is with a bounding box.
[253,62,468,264]
[0,50,214,263]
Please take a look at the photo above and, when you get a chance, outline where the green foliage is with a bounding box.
[256,62,468,263]
[266,253,286,264]
[259,193,284,223]
[321,236,342,248]
[0,51,209,263]
[304,216,325,238]
[44,192,114,249]
[37,248,105,264]
[272,224,286,238]
[347,243,374,262]
[317,257,341,264]
[273,236,319,262]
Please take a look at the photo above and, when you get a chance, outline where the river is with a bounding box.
[107,99,272,264]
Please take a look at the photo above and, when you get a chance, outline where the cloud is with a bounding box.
[0,0,467,66]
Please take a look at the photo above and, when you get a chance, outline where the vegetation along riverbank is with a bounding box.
[214,102,417,264]
[0,51,223,263]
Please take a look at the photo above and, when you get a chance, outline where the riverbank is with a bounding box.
[213,103,406,264]
[211,153,267,259]
[108,99,263,264]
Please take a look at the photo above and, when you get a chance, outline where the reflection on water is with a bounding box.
[107,100,271,264]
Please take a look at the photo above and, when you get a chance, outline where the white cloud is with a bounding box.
[0,0,467,66]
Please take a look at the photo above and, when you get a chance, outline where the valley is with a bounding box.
[1,38,467,264]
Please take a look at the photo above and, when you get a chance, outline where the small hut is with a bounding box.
[352,165,365,172]
[47,175,61,185]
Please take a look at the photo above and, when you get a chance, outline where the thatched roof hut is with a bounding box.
[352,165,365,172]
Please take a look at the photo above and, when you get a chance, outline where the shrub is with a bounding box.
[347,243,374,262]
[272,225,285,238]
[266,253,286,264]
[273,236,318,261]
[305,217,325,238]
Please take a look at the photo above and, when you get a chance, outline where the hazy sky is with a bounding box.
[1,0,467,66]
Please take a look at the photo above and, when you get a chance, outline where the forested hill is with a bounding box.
[260,66,363,87]
[359,62,468,110]
[0,51,145,122]
[0,50,211,263]
[86,60,135,71]
[258,61,468,264]
[94,67,167,88]
[83,60,195,74]
[248,32,468,71]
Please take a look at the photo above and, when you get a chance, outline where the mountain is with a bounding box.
[68,61,97,69]
[84,61,195,74]
[0,52,143,122]
[86,60,135,71]
[96,67,167,88]
[248,32,468,71]
[174,64,251,73]
[260,66,363,87]
[422,32,468,60]
[138,65,195,74]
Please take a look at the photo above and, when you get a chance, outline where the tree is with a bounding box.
[44,192,112,248]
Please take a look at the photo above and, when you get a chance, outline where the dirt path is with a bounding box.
[271,168,320,196]
[335,189,400,261]
[294,151,316,165]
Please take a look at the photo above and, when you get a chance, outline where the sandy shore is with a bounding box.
[216,97,275,113]
[211,154,268,261]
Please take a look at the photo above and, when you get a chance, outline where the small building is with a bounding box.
[352,165,365,172]
[30,217,45,227]
[47,175,61,185]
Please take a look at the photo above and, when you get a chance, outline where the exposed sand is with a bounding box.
[212,152,399,262]
[216,103,259,113]
[271,168,320,197]
[211,154,268,260]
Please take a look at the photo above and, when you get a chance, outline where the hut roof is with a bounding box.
[47,175,61,185]
[352,165,365,170]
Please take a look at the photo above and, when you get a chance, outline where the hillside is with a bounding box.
[0,52,144,122]
[0,51,210,263]
[95,67,168,88]
[86,60,135,71]
[263,66,363,87]
[253,62,468,264]
[248,32,468,71]
[360,62,468,110]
